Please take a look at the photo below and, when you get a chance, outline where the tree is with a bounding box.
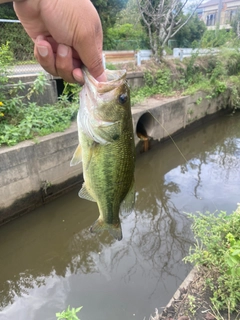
[116,0,141,26]
[92,0,128,32]
[173,13,206,47]
[92,0,128,49]
[104,0,149,50]
[105,23,149,50]
[0,3,17,19]
[230,8,240,39]
[136,0,204,56]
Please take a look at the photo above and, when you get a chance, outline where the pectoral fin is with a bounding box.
[70,144,82,166]
[120,179,135,215]
[78,183,96,202]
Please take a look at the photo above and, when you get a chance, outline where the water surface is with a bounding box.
[0,113,240,320]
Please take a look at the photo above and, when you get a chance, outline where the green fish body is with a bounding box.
[71,68,135,240]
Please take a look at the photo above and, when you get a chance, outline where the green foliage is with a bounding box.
[173,14,206,48]
[225,233,240,277]
[0,42,13,102]
[114,0,140,26]
[184,207,240,312]
[62,82,81,103]
[222,48,240,76]
[0,23,34,61]
[105,63,117,70]
[181,48,240,109]
[227,75,240,109]
[200,29,234,48]
[105,23,149,50]
[0,3,17,19]
[104,0,149,50]
[0,42,78,147]
[131,68,172,105]
[210,60,225,83]
[155,69,171,93]
[184,52,201,84]
[0,97,78,146]
[230,8,240,36]
[92,0,128,46]
[56,306,83,320]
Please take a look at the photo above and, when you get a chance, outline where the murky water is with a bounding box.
[0,113,240,320]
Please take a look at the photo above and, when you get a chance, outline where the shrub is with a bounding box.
[184,207,240,312]
[0,43,79,146]
[0,23,34,61]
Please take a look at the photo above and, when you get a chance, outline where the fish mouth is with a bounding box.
[82,68,126,94]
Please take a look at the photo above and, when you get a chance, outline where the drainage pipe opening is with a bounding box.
[136,112,155,140]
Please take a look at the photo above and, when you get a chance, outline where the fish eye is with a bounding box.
[118,93,128,105]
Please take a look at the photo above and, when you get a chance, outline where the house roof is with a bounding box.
[199,0,238,8]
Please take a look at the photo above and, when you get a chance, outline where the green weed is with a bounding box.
[184,206,240,313]
[0,95,78,146]
[106,62,117,70]
[56,305,82,320]
[0,42,79,147]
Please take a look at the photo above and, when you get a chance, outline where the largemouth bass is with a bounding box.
[71,68,135,241]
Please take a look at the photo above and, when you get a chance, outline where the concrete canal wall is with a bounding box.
[0,89,231,224]
[9,71,145,106]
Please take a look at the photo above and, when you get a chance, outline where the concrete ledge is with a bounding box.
[0,90,231,224]
[8,74,58,105]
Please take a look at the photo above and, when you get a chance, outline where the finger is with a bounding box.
[72,1,106,81]
[56,44,82,84]
[34,36,58,77]
[73,68,106,83]
[72,68,84,84]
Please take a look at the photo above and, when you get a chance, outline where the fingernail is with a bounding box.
[37,46,48,57]
[58,44,69,57]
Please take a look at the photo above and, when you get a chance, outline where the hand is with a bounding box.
[13,0,106,83]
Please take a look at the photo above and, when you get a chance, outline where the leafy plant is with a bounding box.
[0,99,78,146]
[56,306,83,320]
[155,68,171,94]
[105,23,148,50]
[0,42,79,146]
[188,294,197,315]
[200,29,234,48]
[62,82,81,103]
[210,60,225,84]
[225,233,240,276]
[0,24,34,61]
[196,97,202,105]
[184,206,240,312]
[105,63,117,70]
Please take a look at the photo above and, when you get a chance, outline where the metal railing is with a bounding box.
[173,48,220,61]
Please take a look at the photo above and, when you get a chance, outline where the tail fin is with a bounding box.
[90,219,122,241]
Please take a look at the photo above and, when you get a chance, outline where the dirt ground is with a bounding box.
[150,267,240,320]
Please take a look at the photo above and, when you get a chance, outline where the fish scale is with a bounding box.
[71,68,135,241]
